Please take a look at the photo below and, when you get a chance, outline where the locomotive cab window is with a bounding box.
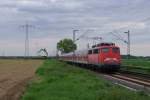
[102,48,109,53]
[112,48,119,53]
[93,49,99,54]
[88,50,92,54]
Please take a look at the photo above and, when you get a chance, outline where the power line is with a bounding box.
[110,32,127,43]
[20,22,35,57]
[107,16,150,56]
[76,29,95,41]
[112,16,150,32]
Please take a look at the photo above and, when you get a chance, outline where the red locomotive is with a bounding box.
[59,43,121,71]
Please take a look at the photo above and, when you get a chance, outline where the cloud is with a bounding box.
[104,21,147,31]
[131,44,150,56]
[0,0,150,56]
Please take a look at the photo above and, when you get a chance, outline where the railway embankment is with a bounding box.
[22,59,150,100]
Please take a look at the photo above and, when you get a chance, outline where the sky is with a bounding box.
[0,0,150,56]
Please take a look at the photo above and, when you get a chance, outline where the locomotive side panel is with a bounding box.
[88,49,100,64]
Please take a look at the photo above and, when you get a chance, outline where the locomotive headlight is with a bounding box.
[105,58,117,61]
[112,58,117,61]
[105,58,111,61]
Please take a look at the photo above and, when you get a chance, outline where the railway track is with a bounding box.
[69,62,150,92]
[118,69,150,79]
[112,70,150,85]
[111,72,150,87]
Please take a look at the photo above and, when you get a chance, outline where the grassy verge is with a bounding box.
[122,59,150,74]
[122,59,150,69]
[22,60,150,100]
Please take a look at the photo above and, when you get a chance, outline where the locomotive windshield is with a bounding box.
[93,49,99,54]
[88,50,92,54]
[102,48,109,53]
[112,48,120,53]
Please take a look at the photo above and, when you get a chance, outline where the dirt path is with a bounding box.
[0,59,43,100]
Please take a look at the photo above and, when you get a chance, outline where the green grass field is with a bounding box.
[122,59,150,69]
[22,60,150,100]
[122,59,150,74]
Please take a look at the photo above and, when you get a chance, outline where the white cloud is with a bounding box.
[105,21,147,30]
[50,0,56,3]
[131,44,150,56]
[0,0,150,56]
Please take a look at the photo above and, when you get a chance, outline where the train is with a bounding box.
[59,42,121,72]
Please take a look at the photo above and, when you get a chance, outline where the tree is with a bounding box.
[57,38,77,53]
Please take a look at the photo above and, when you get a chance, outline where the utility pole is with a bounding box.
[124,30,130,58]
[21,22,34,57]
[73,30,79,42]
[72,30,79,55]
[110,30,130,58]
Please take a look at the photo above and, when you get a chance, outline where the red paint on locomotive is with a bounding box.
[60,42,121,70]
[88,44,121,66]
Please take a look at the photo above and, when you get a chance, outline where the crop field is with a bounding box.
[122,59,150,69]
[0,59,43,100]
[122,59,150,74]
[22,60,150,100]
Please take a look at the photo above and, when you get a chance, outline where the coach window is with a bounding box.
[88,50,92,54]
[102,48,109,53]
[93,49,99,54]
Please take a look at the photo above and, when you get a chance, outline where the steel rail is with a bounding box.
[118,69,150,80]
[111,74,150,87]
[66,61,150,92]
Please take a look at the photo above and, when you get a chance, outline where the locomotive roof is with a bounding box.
[88,45,119,50]
[92,42,115,48]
